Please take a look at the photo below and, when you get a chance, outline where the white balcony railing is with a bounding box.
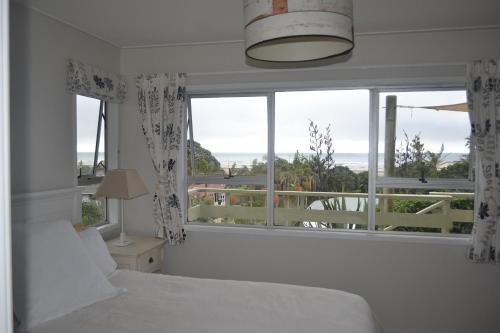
[188,188,474,233]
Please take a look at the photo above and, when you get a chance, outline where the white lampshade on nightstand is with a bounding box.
[95,169,148,247]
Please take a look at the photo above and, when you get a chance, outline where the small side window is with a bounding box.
[76,95,107,227]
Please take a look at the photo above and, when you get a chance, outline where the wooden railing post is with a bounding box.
[383,95,397,213]
[442,199,451,234]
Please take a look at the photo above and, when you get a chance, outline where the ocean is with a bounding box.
[77,152,466,172]
[212,152,466,172]
[77,152,105,165]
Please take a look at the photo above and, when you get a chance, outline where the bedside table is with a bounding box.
[106,235,166,273]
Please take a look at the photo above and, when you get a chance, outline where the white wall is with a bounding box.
[0,0,12,331]
[119,26,500,333]
[9,4,120,194]
[120,28,500,89]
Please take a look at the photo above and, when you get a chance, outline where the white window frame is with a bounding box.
[186,93,271,226]
[185,85,474,237]
[0,0,13,330]
[375,87,473,191]
[77,99,107,186]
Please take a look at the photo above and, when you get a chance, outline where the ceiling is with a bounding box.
[15,0,500,48]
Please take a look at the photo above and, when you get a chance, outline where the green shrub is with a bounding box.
[82,201,104,226]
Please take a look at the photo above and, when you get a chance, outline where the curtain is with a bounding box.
[136,73,187,244]
[466,59,500,263]
[67,59,127,103]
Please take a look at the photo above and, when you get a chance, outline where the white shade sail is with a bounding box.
[396,102,468,112]
[417,102,468,112]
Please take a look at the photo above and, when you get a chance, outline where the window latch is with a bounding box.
[224,169,234,180]
[419,169,427,183]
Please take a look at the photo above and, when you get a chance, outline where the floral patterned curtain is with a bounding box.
[67,59,127,103]
[466,59,500,263]
[137,73,187,245]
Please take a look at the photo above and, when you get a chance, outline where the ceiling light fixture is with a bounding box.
[244,0,354,63]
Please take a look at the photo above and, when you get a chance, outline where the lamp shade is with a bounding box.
[95,169,148,200]
[244,0,354,62]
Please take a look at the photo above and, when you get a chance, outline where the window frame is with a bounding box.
[186,93,272,226]
[184,85,474,237]
[375,87,473,190]
[75,95,115,228]
[77,99,107,186]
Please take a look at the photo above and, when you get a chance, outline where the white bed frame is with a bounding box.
[11,187,82,225]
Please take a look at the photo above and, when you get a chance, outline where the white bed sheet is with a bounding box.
[29,270,381,333]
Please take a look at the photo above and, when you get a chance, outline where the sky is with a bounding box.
[77,95,105,153]
[77,90,470,156]
[190,89,469,155]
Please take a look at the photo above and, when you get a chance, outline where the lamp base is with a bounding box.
[112,232,134,247]
[112,239,134,247]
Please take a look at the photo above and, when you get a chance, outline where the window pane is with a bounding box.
[187,183,267,226]
[378,90,470,179]
[274,90,370,229]
[77,96,105,176]
[187,96,268,225]
[188,96,268,177]
[76,95,106,226]
[376,90,473,235]
[82,185,107,227]
[375,188,473,234]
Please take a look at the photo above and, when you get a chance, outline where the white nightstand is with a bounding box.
[106,235,166,273]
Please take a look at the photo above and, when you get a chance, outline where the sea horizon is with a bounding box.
[211,152,466,172]
[77,151,467,172]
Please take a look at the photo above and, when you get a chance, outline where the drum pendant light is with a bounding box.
[244,0,354,62]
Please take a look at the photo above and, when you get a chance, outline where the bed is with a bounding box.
[12,212,381,333]
[29,270,381,333]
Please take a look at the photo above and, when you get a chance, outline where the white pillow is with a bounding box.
[12,220,121,331]
[79,227,117,277]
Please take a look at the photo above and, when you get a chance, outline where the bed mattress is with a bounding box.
[29,270,381,333]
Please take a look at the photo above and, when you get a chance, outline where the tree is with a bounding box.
[437,160,469,179]
[395,131,444,179]
[357,171,369,193]
[77,160,92,176]
[82,200,104,226]
[308,120,334,191]
[187,140,223,175]
[390,132,472,234]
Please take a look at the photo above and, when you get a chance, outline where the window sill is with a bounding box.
[184,223,471,246]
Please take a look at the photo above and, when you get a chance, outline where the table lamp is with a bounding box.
[95,169,148,246]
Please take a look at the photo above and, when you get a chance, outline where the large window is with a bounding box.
[186,88,474,236]
[76,95,107,227]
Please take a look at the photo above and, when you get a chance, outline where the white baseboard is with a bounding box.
[11,187,81,224]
